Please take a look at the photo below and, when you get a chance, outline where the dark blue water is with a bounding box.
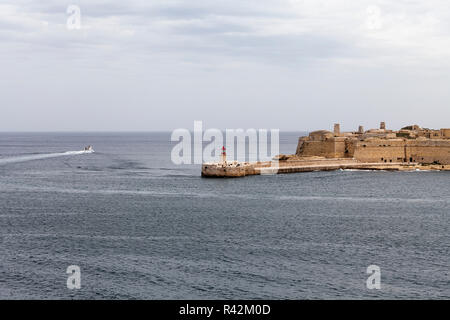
[0,132,449,299]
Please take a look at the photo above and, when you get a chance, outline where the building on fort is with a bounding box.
[202,122,450,177]
[296,122,450,165]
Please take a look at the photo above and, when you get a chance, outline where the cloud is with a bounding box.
[2,0,450,131]
[2,0,450,67]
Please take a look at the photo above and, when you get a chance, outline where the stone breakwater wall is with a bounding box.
[201,158,450,178]
[201,161,266,177]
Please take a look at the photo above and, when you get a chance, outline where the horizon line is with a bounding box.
[0,130,310,133]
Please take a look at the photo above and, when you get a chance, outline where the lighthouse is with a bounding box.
[221,146,227,165]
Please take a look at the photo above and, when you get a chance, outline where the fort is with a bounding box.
[201,122,450,177]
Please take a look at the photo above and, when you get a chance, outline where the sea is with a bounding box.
[0,132,449,299]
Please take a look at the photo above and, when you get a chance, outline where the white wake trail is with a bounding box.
[0,150,94,166]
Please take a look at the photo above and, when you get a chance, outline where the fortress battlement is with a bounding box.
[201,122,450,177]
[296,122,450,165]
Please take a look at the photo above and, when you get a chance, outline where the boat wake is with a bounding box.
[0,149,94,166]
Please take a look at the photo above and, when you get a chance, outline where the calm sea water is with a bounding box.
[0,132,449,299]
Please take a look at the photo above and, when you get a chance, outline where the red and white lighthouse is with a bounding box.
[221,146,227,165]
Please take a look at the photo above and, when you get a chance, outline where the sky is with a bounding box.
[1,0,450,132]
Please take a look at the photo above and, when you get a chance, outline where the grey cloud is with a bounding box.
[1,0,450,131]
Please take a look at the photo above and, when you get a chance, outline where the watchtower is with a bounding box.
[334,123,341,136]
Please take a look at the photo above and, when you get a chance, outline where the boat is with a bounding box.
[84,145,94,152]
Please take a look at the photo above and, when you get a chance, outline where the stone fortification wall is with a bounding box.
[406,140,450,164]
[352,139,406,163]
[296,134,450,165]
[297,138,348,158]
[297,140,336,158]
[352,139,450,164]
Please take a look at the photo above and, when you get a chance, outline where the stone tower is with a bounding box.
[358,126,364,134]
[334,123,341,136]
[380,122,386,130]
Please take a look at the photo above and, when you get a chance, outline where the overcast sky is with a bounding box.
[1,0,450,132]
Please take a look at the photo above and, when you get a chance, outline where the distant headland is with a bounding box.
[202,122,450,177]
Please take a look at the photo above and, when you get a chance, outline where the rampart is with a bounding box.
[201,122,450,177]
[297,122,450,165]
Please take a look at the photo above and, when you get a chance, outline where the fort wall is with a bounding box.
[298,138,348,158]
[297,140,336,158]
[299,138,450,164]
[201,122,450,177]
[296,124,450,165]
[351,139,450,164]
[407,140,450,164]
[353,139,406,163]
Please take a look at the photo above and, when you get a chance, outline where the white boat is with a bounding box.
[84,145,94,152]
